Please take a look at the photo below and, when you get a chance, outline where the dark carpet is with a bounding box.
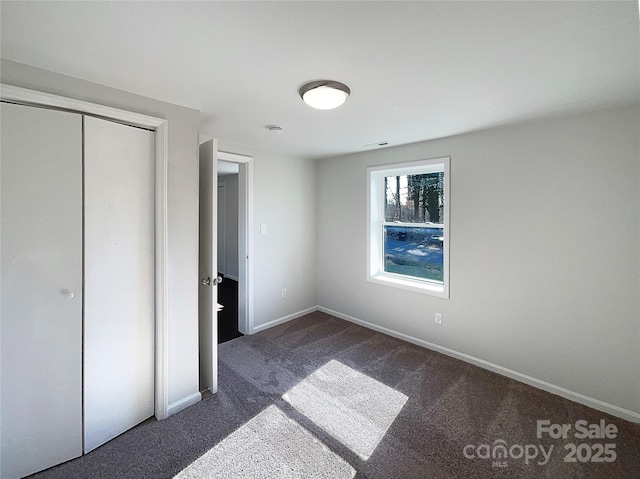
[30,311,640,478]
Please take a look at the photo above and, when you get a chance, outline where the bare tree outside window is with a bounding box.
[384,173,444,224]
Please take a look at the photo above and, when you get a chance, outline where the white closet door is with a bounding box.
[83,116,155,452]
[1,103,83,478]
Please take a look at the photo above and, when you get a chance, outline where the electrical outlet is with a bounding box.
[281,288,287,299]
[435,313,443,325]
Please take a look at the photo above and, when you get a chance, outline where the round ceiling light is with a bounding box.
[299,80,350,110]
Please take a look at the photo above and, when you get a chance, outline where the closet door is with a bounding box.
[83,116,155,452]
[1,103,83,478]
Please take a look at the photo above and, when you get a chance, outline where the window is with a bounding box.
[367,157,450,298]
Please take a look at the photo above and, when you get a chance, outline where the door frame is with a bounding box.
[218,150,254,335]
[1,84,171,420]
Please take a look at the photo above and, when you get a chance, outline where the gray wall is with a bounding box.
[219,173,239,280]
[218,141,318,329]
[1,59,202,407]
[6,58,637,420]
[316,105,640,416]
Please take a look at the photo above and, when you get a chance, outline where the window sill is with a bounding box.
[368,273,449,299]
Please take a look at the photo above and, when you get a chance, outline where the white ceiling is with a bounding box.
[1,1,638,160]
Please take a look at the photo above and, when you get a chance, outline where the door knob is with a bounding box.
[201,275,223,286]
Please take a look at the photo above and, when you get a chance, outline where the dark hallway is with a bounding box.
[217,278,242,344]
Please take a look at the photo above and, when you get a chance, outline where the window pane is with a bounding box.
[384,172,444,223]
[383,225,443,282]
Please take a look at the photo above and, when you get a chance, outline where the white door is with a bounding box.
[198,139,218,393]
[83,116,155,452]
[1,103,83,478]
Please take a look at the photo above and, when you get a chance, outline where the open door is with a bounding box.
[198,139,219,394]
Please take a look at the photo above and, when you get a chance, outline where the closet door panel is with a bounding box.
[83,116,155,452]
[1,102,83,478]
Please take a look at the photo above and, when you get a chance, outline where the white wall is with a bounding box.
[317,105,640,417]
[1,59,202,408]
[6,59,637,421]
[218,141,318,329]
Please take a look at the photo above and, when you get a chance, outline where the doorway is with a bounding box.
[217,151,254,337]
[198,147,253,394]
[217,163,241,343]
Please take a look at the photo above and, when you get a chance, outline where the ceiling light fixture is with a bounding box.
[299,80,350,110]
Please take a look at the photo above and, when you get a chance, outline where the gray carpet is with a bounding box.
[29,311,640,478]
[282,359,408,460]
[174,405,355,479]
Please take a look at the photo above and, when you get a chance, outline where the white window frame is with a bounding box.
[367,157,450,298]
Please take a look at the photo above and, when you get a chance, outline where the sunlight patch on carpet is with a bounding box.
[173,405,355,479]
[283,359,408,460]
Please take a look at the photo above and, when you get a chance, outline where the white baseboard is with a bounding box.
[252,306,319,334]
[225,274,239,282]
[318,306,640,424]
[167,392,201,417]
